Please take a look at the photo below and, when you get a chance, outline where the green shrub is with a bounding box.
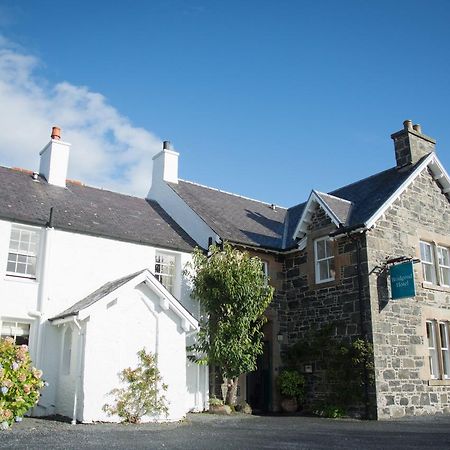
[209,396,224,407]
[0,337,45,429]
[103,349,168,423]
[313,402,345,418]
[277,369,305,400]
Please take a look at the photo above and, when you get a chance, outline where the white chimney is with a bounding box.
[39,126,71,188]
[151,141,179,184]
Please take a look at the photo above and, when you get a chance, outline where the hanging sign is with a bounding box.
[390,261,416,300]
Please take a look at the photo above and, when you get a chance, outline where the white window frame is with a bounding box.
[0,319,31,346]
[426,320,440,379]
[437,246,450,287]
[314,236,335,284]
[6,224,40,279]
[155,251,177,295]
[420,241,436,284]
[426,319,450,380]
[420,241,450,287]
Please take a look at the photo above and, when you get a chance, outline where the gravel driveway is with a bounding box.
[1,413,450,449]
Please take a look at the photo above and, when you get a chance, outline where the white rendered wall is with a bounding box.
[81,285,190,422]
[1,216,204,420]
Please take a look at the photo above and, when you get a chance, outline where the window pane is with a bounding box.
[420,242,432,263]
[316,240,325,260]
[9,240,19,251]
[16,263,27,274]
[325,239,333,258]
[6,261,16,272]
[441,267,450,286]
[423,263,436,284]
[319,260,329,281]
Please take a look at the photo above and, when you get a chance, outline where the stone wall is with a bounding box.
[367,167,450,418]
[278,202,375,414]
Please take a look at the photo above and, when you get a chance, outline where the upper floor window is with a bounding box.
[314,236,335,284]
[420,241,450,287]
[1,321,30,346]
[420,241,436,284]
[155,252,176,294]
[6,225,40,279]
[426,320,450,380]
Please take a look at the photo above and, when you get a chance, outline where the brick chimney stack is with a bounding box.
[391,120,436,169]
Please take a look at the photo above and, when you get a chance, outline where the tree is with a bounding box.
[185,243,274,406]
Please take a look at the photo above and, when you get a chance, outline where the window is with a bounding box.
[420,241,450,287]
[314,237,335,283]
[420,241,436,284]
[1,321,30,345]
[6,225,39,278]
[426,320,450,380]
[155,252,176,294]
[438,246,450,287]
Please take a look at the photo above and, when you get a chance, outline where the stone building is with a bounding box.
[150,120,450,418]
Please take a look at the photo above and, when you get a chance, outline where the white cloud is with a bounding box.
[0,36,162,196]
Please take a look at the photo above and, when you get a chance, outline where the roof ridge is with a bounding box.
[178,178,287,210]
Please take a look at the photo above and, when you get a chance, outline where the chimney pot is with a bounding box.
[413,124,422,134]
[403,120,413,131]
[51,126,61,140]
[163,141,171,150]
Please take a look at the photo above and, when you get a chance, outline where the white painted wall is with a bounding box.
[1,216,206,421]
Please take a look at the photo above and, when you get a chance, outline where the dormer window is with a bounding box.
[314,236,335,284]
[6,224,40,279]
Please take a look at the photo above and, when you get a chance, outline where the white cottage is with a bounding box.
[0,127,208,423]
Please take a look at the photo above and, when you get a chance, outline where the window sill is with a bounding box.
[4,274,38,284]
[428,379,450,386]
[422,282,450,293]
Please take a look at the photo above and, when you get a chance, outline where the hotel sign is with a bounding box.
[390,261,416,300]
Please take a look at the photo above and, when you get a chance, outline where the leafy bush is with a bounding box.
[209,396,224,407]
[313,402,345,418]
[0,337,45,429]
[103,349,168,423]
[277,369,305,400]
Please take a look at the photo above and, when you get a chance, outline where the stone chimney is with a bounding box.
[391,120,436,169]
[151,140,179,184]
[39,126,71,187]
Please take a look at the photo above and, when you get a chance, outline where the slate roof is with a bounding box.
[283,159,423,248]
[166,158,425,252]
[0,166,196,252]
[315,191,352,225]
[49,270,145,321]
[168,180,288,250]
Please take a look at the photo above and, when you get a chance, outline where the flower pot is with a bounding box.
[280,397,298,413]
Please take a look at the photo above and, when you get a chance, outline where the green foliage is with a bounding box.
[103,349,168,423]
[312,402,345,418]
[286,325,374,415]
[209,396,224,407]
[185,243,274,404]
[0,337,45,429]
[277,370,305,400]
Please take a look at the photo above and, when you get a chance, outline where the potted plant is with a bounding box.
[277,369,305,413]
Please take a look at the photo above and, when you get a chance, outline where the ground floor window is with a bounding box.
[426,320,450,379]
[1,321,30,345]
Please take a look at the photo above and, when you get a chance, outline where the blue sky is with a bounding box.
[0,0,449,207]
